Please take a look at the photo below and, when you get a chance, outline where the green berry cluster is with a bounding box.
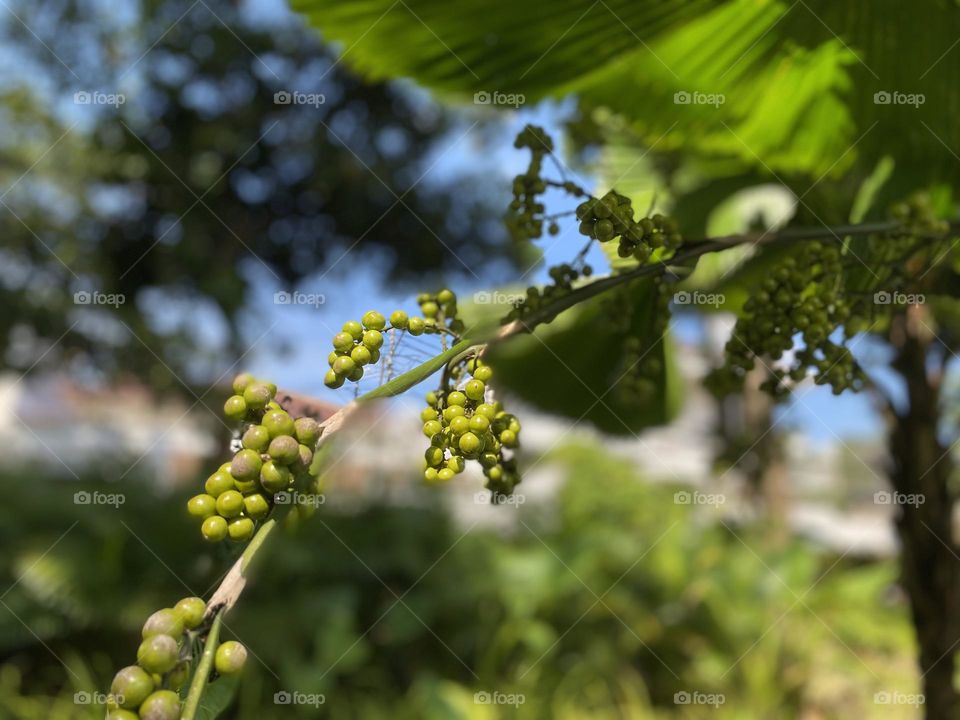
[104,597,209,720]
[503,262,592,324]
[609,280,672,402]
[891,192,950,238]
[188,374,322,542]
[324,291,464,389]
[420,358,522,496]
[576,192,682,262]
[707,242,864,398]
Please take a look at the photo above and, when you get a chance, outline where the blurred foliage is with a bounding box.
[0,0,509,387]
[0,442,917,718]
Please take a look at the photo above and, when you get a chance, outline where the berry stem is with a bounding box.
[181,609,223,720]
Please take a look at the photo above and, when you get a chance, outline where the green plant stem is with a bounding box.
[181,610,224,720]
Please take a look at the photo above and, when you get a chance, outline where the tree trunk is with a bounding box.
[888,310,959,720]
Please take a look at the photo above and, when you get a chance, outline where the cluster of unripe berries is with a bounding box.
[324,292,464,389]
[708,242,863,397]
[420,358,522,496]
[576,191,682,262]
[610,280,672,402]
[105,597,246,720]
[503,262,592,324]
[188,374,322,541]
[891,192,950,238]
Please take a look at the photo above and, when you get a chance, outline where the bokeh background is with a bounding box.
[2,0,956,717]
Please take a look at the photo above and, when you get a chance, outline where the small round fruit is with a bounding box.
[110,665,153,709]
[500,429,518,448]
[187,494,217,519]
[351,345,372,366]
[332,332,355,352]
[295,443,313,470]
[262,409,295,438]
[228,517,255,542]
[347,366,364,382]
[469,415,490,433]
[268,435,300,465]
[362,330,384,350]
[324,370,344,389]
[479,452,499,468]
[475,403,497,420]
[204,471,235,498]
[390,310,408,329]
[242,425,271,452]
[422,420,443,438]
[202,515,228,542]
[420,301,439,318]
[342,320,363,340]
[447,391,467,407]
[421,407,439,422]
[174,597,206,629]
[407,317,425,335]
[243,492,271,519]
[234,478,258,494]
[425,446,444,467]
[437,468,455,482]
[443,405,465,420]
[449,416,470,435]
[465,379,485,401]
[361,310,386,330]
[458,432,482,455]
[294,417,321,446]
[230,449,263,482]
[447,455,466,473]
[333,355,356,375]
[215,640,248,675]
[242,383,272,410]
[260,461,292,492]
[474,365,493,382]
[142,609,183,640]
[136,635,179,674]
[437,289,455,305]
[138,689,181,720]
[424,468,439,482]
[223,395,247,421]
[216,490,244,518]
[166,661,190,691]
[232,372,255,394]
[106,710,140,720]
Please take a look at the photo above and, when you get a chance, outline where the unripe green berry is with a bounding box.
[333,332,355,352]
[138,689,181,720]
[232,373,255,394]
[458,432,482,455]
[187,494,217,519]
[228,517,255,542]
[447,455,466,473]
[474,366,493,382]
[442,405,465,421]
[487,465,503,482]
[268,435,300,465]
[142,609,183,640]
[361,310,386,330]
[136,634,178,674]
[215,641,248,675]
[110,665,154,709]
[465,379,486,401]
[479,452,498,468]
[294,417,320,446]
[262,410,295,438]
[475,403,497,421]
[202,515,228,542]
[230,449,262,482]
[347,366,364,382]
[423,420,443,438]
[204,471,235,498]
[234,478,258,494]
[390,310,408,329]
[449,416,470,435]
[324,370,344,389]
[447,391,467,407]
[469,415,490,433]
[437,289,455,305]
[421,407,439,422]
[295,443,313,470]
[437,468,455,482]
[351,345,372,365]
[216,490,244,518]
[260,461,292,492]
[107,710,140,720]
[242,383,272,410]
[173,597,206,629]
[362,329,384,350]
[167,661,190,691]
[242,425,271,452]
[342,320,364,340]
[333,355,356,375]
[223,395,247,421]
[407,317,425,335]
[425,446,444,467]
[243,492,271,519]
[424,468,439,482]
[420,301,439,318]
[499,429,518,448]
